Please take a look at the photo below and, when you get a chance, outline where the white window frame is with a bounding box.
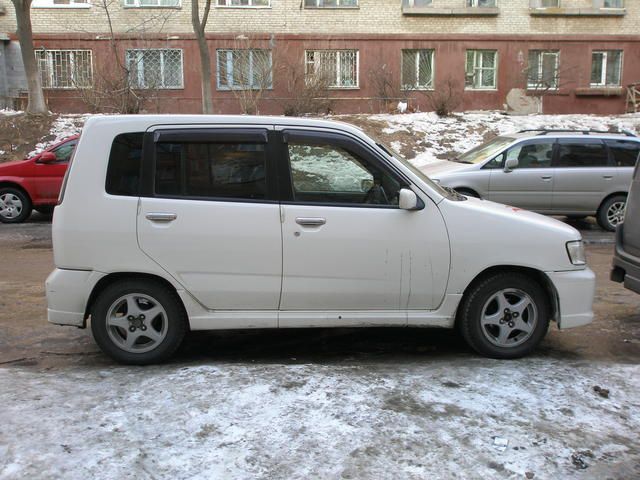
[465,49,498,90]
[401,49,435,91]
[36,49,93,89]
[216,49,273,91]
[590,50,623,87]
[32,0,91,8]
[303,0,359,8]
[305,50,359,89]
[123,0,181,7]
[527,50,559,90]
[216,0,271,7]
[126,49,184,90]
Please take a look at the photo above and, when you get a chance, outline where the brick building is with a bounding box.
[0,0,638,114]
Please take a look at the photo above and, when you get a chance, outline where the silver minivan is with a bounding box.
[425,130,639,231]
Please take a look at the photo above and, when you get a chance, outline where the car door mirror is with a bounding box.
[504,157,518,172]
[399,188,420,210]
[39,151,57,163]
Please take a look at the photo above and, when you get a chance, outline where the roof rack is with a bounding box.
[517,128,637,137]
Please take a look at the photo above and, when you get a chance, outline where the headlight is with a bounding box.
[566,240,586,266]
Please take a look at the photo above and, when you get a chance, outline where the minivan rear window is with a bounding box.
[556,141,610,168]
[605,140,640,167]
[105,133,144,196]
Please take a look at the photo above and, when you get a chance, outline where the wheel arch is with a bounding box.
[84,272,189,328]
[453,187,481,198]
[0,181,32,202]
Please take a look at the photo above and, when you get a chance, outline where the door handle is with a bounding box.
[146,212,177,222]
[295,217,326,227]
[603,175,613,179]
[541,176,552,181]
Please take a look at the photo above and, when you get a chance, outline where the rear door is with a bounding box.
[552,138,612,213]
[487,138,555,211]
[605,138,640,194]
[137,127,282,314]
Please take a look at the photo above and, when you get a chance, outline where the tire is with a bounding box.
[0,187,32,223]
[458,272,550,359]
[597,195,626,232]
[90,279,187,365]
[35,205,54,216]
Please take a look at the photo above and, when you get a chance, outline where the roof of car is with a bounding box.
[506,129,638,140]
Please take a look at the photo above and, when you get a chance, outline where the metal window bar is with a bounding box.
[126,49,183,89]
[306,50,358,88]
[36,49,93,89]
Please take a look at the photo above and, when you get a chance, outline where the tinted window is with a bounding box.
[556,141,609,168]
[606,140,640,167]
[505,141,554,169]
[155,142,266,200]
[52,139,77,162]
[288,141,401,206]
[105,133,144,196]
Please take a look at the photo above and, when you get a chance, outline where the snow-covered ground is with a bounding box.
[1,355,638,479]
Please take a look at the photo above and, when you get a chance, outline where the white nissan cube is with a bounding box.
[46,116,596,364]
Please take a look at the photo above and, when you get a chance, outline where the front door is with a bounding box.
[487,139,555,212]
[33,139,77,203]
[137,127,282,311]
[277,129,450,318]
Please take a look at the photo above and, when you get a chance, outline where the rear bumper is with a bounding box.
[611,224,640,295]
[545,268,596,330]
[46,268,105,327]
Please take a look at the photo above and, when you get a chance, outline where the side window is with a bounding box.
[155,142,266,200]
[484,153,504,169]
[287,141,401,206]
[52,140,77,163]
[605,140,640,167]
[556,140,610,168]
[505,141,554,169]
[105,133,144,196]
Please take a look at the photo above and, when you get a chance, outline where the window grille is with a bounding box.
[36,49,93,89]
[217,49,273,90]
[126,49,184,89]
[305,50,359,89]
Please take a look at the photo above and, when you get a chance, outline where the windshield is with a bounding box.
[455,136,514,164]
[374,141,450,197]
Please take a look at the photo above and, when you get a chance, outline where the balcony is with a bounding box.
[402,1,499,16]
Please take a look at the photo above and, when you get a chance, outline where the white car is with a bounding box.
[46,115,596,364]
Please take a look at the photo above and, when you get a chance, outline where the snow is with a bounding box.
[1,356,638,479]
[30,115,89,157]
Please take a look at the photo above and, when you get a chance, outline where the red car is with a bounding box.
[0,135,78,223]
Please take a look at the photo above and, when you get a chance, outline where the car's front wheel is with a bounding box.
[597,195,626,232]
[90,279,187,365]
[0,187,32,223]
[458,272,550,359]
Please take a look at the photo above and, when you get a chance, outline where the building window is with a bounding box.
[124,0,181,7]
[401,49,434,90]
[126,49,184,89]
[217,49,273,90]
[32,0,90,8]
[527,50,559,90]
[36,49,93,89]
[465,50,497,90]
[402,0,433,6]
[604,0,623,7]
[467,0,496,6]
[216,0,270,6]
[304,0,358,7]
[305,50,359,89]
[532,0,559,6]
[591,50,622,87]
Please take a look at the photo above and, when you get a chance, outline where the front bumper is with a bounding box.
[545,268,596,330]
[46,268,105,327]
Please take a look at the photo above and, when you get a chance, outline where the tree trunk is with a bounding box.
[11,0,48,115]
[191,0,214,114]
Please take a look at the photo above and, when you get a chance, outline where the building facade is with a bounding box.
[0,0,638,114]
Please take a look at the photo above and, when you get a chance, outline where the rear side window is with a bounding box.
[155,142,266,200]
[605,140,640,167]
[106,133,144,196]
[555,140,610,168]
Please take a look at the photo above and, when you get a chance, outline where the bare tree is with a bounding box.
[192,0,214,114]
[282,53,333,116]
[10,0,48,115]
[419,76,463,117]
[367,62,402,113]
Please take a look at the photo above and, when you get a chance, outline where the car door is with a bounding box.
[605,138,640,195]
[33,139,77,202]
[486,139,555,212]
[277,128,450,323]
[137,127,283,313]
[552,138,612,213]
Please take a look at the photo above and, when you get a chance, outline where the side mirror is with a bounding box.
[399,188,420,210]
[504,157,518,172]
[39,151,57,163]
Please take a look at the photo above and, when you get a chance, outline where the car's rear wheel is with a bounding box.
[458,272,550,359]
[597,195,626,232]
[0,187,32,223]
[90,279,187,365]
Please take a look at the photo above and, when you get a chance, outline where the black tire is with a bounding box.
[455,188,480,199]
[458,272,550,359]
[597,195,626,232]
[35,205,55,216]
[90,279,187,365]
[0,187,32,223]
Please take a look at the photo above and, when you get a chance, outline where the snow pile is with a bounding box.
[30,115,89,156]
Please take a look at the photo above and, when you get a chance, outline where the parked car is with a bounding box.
[0,135,78,223]
[424,129,640,231]
[46,116,595,364]
[611,151,640,294]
